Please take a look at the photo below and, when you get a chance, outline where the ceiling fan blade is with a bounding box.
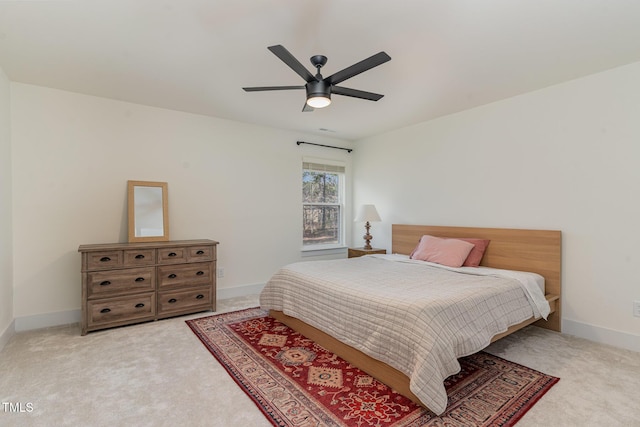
[325,51,391,85]
[268,45,317,83]
[332,86,384,101]
[302,102,314,112]
[243,85,305,92]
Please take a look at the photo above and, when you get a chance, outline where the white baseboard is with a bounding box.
[0,319,15,352]
[563,318,640,353]
[217,282,265,300]
[14,309,81,332]
[10,284,266,333]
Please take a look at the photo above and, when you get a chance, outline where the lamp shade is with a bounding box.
[354,204,381,222]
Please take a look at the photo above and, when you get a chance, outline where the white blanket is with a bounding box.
[259,254,549,414]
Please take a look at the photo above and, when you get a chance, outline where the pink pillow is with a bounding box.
[457,238,490,267]
[409,235,475,268]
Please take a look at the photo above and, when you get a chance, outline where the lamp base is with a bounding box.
[363,221,373,250]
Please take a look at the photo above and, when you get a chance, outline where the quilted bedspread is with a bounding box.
[259,254,549,415]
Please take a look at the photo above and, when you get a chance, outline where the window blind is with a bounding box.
[302,161,346,174]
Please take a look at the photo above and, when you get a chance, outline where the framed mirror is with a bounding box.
[127,180,169,242]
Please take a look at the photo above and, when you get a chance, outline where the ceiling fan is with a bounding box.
[243,45,391,112]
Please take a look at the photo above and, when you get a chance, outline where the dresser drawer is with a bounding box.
[187,245,215,261]
[157,287,211,317]
[87,267,155,298]
[85,251,123,270]
[87,293,156,328]
[158,247,188,264]
[124,249,156,266]
[157,262,212,289]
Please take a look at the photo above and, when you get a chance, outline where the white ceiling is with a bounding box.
[1,1,640,141]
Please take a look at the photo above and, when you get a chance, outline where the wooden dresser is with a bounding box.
[78,239,218,335]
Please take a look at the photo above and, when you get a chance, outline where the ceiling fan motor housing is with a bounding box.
[306,79,331,100]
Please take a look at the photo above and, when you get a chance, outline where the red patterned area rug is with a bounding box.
[186,308,558,427]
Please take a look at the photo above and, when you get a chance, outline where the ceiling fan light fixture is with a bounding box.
[306,95,331,108]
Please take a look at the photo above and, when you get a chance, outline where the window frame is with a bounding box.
[301,159,346,252]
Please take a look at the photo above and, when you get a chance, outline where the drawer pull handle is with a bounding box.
[196,294,204,299]
[100,281,111,286]
[168,274,177,279]
[135,277,145,282]
[168,298,177,303]
[135,303,145,308]
[196,271,204,276]
[196,250,204,255]
[100,308,111,313]
[135,254,145,259]
[100,257,111,262]
[168,252,177,257]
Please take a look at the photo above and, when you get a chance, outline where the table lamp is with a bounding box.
[354,204,381,250]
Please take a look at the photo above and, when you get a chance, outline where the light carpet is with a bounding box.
[1,294,639,426]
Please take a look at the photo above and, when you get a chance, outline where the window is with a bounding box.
[302,160,345,249]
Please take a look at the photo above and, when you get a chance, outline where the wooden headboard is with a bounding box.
[392,224,562,332]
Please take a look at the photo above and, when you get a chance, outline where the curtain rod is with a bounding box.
[296,141,353,153]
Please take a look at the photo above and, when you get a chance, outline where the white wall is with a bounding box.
[10,83,353,325]
[353,61,640,351]
[0,66,13,347]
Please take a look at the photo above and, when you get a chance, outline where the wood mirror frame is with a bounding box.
[127,180,169,242]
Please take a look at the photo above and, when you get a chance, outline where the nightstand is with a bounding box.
[348,247,387,258]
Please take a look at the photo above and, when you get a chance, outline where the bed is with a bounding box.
[260,224,561,415]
